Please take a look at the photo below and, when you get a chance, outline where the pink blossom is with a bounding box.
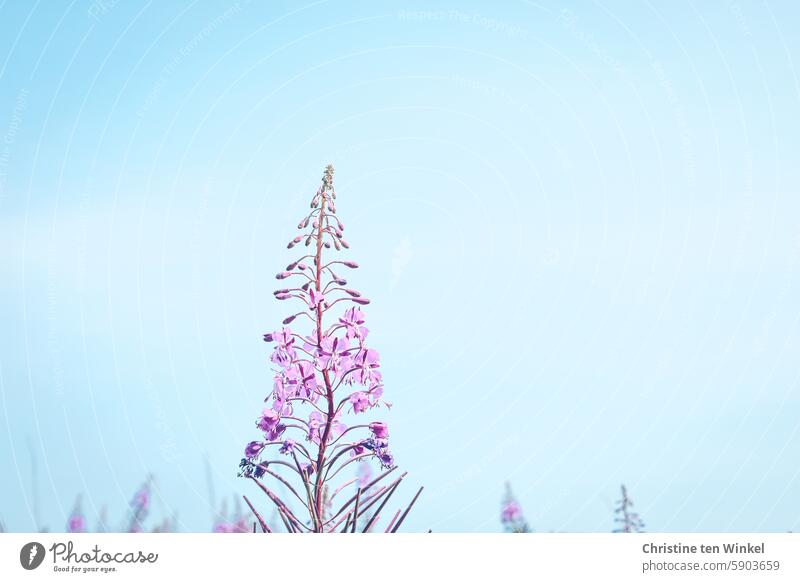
[340,307,369,342]
[244,441,264,459]
[273,327,294,348]
[318,335,350,371]
[309,288,325,308]
[67,514,85,533]
[501,501,522,523]
[269,328,297,368]
[501,484,531,533]
[257,409,286,441]
[285,360,317,399]
[368,383,384,404]
[349,391,371,413]
[307,411,324,443]
[354,348,381,385]
[308,411,347,444]
[369,421,389,439]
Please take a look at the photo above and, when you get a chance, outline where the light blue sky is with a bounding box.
[1,1,799,532]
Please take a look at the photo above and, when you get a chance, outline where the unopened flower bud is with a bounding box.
[345,289,361,297]
[263,333,273,342]
[340,239,349,249]
[343,261,359,268]
[353,297,370,305]
[282,315,297,324]
[275,293,291,300]
[276,272,290,280]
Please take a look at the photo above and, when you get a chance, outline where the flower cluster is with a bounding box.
[500,483,531,533]
[212,496,252,533]
[126,478,151,533]
[56,478,170,533]
[240,165,421,533]
[67,496,86,533]
[255,307,390,457]
[613,484,645,533]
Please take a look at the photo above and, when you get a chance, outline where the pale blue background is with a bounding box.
[1,0,799,532]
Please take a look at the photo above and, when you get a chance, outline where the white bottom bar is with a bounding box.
[1,533,798,581]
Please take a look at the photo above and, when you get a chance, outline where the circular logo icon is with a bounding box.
[20,542,46,570]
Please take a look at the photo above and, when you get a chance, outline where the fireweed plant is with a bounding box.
[126,478,152,533]
[59,478,173,533]
[239,165,422,533]
[127,476,176,532]
[613,484,645,533]
[67,495,86,533]
[500,483,531,533]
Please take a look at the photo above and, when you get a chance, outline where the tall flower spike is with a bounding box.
[500,483,530,533]
[241,165,422,533]
[95,505,109,533]
[613,484,645,533]
[66,495,86,533]
[126,477,152,533]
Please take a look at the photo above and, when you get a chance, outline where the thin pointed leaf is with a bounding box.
[351,488,362,533]
[362,480,402,533]
[242,495,271,533]
[390,486,423,533]
[384,509,401,533]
